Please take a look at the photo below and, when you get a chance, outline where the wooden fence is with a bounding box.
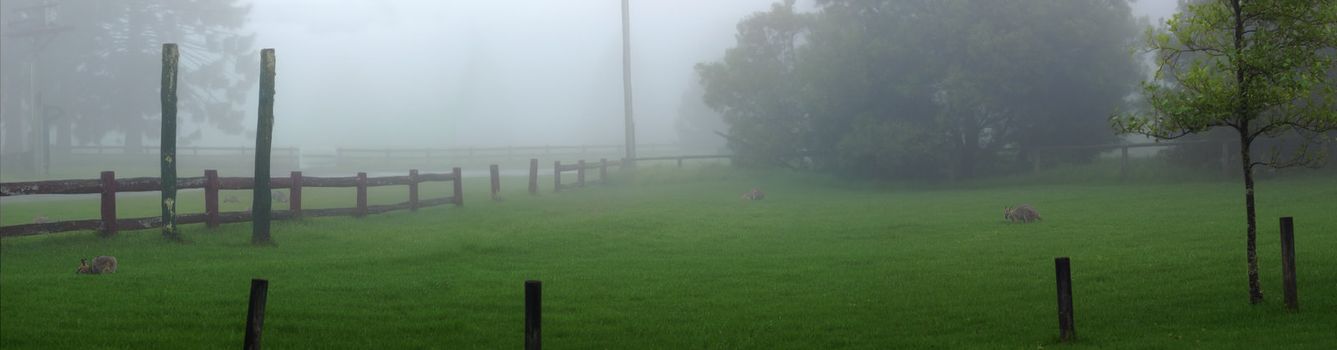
[0,168,462,238]
[552,159,620,192]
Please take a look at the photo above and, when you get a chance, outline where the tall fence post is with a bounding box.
[1055,257,1075,342]
[529,158,539,195]
[600,158,608,184]
[409,169,419,211]
[577,160,586,187]
[356,172,367,217]
[525,280,542,350]
[99,171,117,237]
[554,161,562,192]
[243,278,269,350]
[1119,146,1129,181]
[205,169,219,228]
[290,171,302,218]
[490,164,500,200]
[160,43,180,241]
[1280,217,1298,311]
[452,167,463,206]
[252,48,277,245]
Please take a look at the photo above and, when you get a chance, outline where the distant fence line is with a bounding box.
[0,168,462,238]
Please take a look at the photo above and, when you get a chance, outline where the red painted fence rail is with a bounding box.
[0,168,462,238]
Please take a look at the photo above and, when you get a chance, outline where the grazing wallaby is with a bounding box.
[76,256,118,274]
[223,195,240,204]
[1005,204,1042,223]
[273,190,288,203]
[33,216,51,224]
[741,188,766,201]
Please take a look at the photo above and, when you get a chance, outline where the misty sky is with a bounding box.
[212,0,1178,151]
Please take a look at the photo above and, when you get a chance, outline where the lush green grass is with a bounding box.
[2,165,1335,349]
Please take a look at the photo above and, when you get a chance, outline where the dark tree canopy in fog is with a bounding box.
[699,0,1145,179]
[0,0,255,150]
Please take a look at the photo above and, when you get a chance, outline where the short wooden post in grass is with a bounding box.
[99,171,117,237]
[243,278,269,350]
[356,172,367,217]
[160,43,180,241]
[1055,257,1075,342]
[452,167,463,206]
[677,157,683,168]
[554,161,562,192]
[529,158,538,195]
[490,164,500,200]
[525,280,542,350]
[205,169,220,228]
[577,160,586,187]
[289,171,302,218]
[1280,217,1298,311]
[600,158,608,184]
[409,169,419,211]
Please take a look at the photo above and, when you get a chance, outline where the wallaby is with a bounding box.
[76,256,118,274]
[223,195,240,204]
[1004,204,1042,223]
[273,190,288,203]
[741,188,766,201]
[33,216,50,224]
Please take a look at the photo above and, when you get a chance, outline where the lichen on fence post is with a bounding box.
[252,48,276,245]
[160,43,180,241]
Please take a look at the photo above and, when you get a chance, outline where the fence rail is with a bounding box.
[0,168,462,238]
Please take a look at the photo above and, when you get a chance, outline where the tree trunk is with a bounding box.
[1239,129,1263,304]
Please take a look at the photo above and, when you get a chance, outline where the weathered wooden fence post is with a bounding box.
[355,172,367,217]
[99,171,117,237]
[1119,146,1129,180]
[554,161,562,192]
[1055,257,1075,342]
[289,171,302,218]
[1280,217,1298,311]
[160,43,180,241]
[252,48,277,245]
[529,158,539,195]
[243,278,269,350]
[490,164,500,200]
[525,280,542,350]
[409,169,419,211]
[577,160,586,187]
[452,167,463,206]
[205,169,219,228]
[600,158,608,184]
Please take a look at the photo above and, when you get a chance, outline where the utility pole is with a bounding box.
[621,0,636,168]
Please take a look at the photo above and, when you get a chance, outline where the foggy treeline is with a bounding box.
[10,0,1320,181]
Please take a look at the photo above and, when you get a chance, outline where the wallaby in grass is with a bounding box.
[33,216,50,224]
[223,195,240,204]
[1004,204,1042,223]
[741,188,766,201]
[76,256,118,274]
[273,190,288,203]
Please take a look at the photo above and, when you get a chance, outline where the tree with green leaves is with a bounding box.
[1113,0,1337,304]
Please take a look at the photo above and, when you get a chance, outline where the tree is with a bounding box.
[0,0,256,150]
[1113,0,1337,304]
[699,0,1144,179]
[696,0,813,168]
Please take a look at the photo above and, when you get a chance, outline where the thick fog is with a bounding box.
[236,0,784,151]
[1,0,1178,157]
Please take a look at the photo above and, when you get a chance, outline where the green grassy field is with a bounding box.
[2,165,1335,349]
